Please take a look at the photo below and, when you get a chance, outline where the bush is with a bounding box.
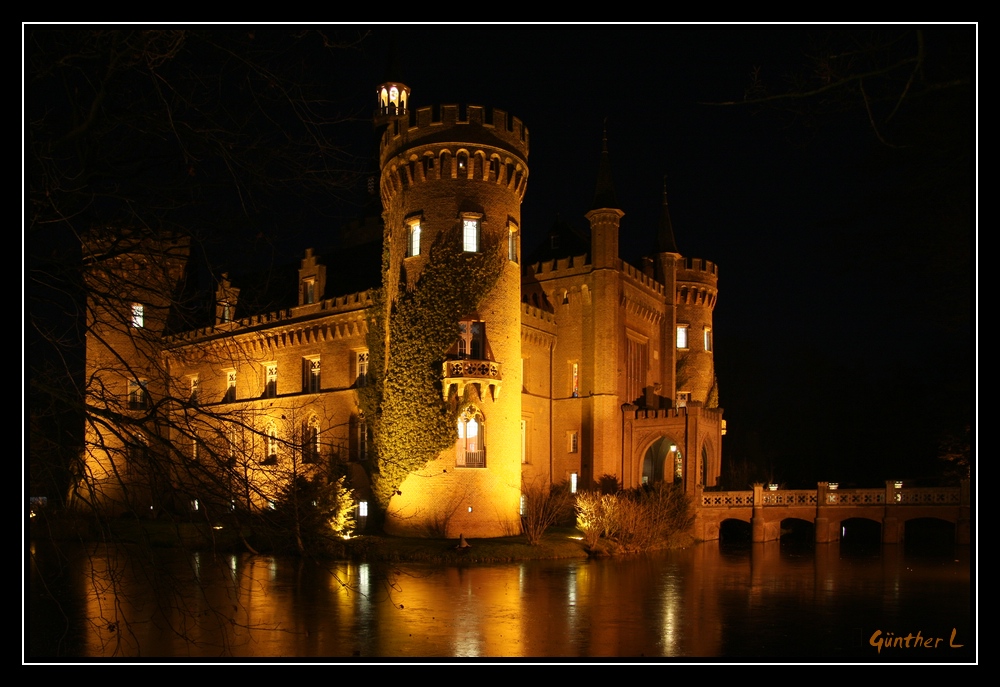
[521,479,575,545]
[575,482,692,554]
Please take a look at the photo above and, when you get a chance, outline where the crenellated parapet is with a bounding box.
[675,257,719,309]
[527,253,591,278]
[379,105,529,209]
[621,260,666,297]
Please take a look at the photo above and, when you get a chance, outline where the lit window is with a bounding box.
[225,370,237,403]
[458,320,486,359]
[570,472,578,494]
[456,406,486,468]
[127,379,148,410]
[191,435,199,461]
[263,424,278,465]
[519,493,526,516]
[407,220,421,257]
[703,327,713,352]
[676,325,689,349]
[131,303,144,328]
[264,363,277,398]
[568,431,579,454]
[358,500,368,517]
[508,224,519,263]
[189,376,199,405]
[356,351,369,387]
[303,357,321,393]
[571,362,579,398]
[676,391,690,408]
[221,301,233,323]
[462,218,480,252]
[303,278,316,305]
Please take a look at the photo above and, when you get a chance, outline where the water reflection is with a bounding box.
[28,539,972,660]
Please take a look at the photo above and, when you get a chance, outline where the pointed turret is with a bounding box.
[657,176,679,254]
[586,123,624,269]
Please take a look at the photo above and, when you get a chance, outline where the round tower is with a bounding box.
[674,257,719,407]
[376,101,529,537]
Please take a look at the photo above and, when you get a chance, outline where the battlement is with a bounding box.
[528,253,591,278]
[677,257,719,281]
[621,260,666,296]
[165,290,373,344]
[380,104,529,164]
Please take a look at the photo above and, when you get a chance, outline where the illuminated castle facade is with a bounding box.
[78,78,724,538]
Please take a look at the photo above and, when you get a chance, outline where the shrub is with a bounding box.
[521,479,574,545]
[575,482,692,554]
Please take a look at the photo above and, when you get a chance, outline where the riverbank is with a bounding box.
[29,513,693,563]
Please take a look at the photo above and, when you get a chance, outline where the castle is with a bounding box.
[77,77,724,539]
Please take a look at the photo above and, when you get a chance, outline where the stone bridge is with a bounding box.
[693,481,971,544]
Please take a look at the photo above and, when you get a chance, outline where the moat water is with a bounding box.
[27,536,974,662]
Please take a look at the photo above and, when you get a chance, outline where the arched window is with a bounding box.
[456,405,486,468]
[303,418,320,464]
[263,422,278,465]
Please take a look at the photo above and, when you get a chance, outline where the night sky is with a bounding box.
[27,25,975,489]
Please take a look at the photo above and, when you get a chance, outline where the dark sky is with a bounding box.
[28,25,975,488]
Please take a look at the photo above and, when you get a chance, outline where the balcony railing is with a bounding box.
[459,449,486,468]
[442,359,502,400]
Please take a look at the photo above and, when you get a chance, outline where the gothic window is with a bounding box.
[303,418,320,464]
[676,325,689,349]
[625,336,648,403]
[263,363,277,398]
[351,415,369,462]
[458,320,485,359]
[262,423,278,465]
[224,370,237,403]
[456,405,485,468]
[303,357,321,393]
[356,351,369,387]
[462,218,480,253]
[131,303,144,328]
[128,379,148,410]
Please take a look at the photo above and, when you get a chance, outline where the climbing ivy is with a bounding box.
[359,225,505,512]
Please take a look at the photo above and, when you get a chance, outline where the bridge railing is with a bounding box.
[699,485,964,508]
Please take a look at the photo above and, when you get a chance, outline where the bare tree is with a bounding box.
[27,27,373,658]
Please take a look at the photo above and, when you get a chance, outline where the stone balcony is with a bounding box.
[442,358,502,401]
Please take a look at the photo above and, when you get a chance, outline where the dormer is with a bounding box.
[298,248,326,306]
[215,273,240,325]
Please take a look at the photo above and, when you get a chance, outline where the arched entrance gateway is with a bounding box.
[621,403,723,494]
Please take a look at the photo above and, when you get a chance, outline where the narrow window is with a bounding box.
[303,420,320,464]
[131,303,144,328]
[190,435,199,461]
[225,370,237,403]
[456,406,486,468]
[358,500,368,517]
[508,224,519,263]
[462,218,480,252]
[568,431,579,454]
[521,419,527,464]
[356,351,369,387]
[676,325,689,349]
[358,418,368,461]
[571,362,579,398]
[407,220,421,258]
[263,424,278,465]
[703,327,713,352]
[458,319,486,359]
[303,278,316,305]
[189,376,199,405]
[221,301,233,323]
[303,357,321,393]
[264,363,277,398]
[570,472,579,494]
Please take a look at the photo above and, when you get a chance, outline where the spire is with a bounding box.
[590,120,620,210]
[657,175,679,254]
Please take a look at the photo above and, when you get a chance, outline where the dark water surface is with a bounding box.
[27,538,974,662]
